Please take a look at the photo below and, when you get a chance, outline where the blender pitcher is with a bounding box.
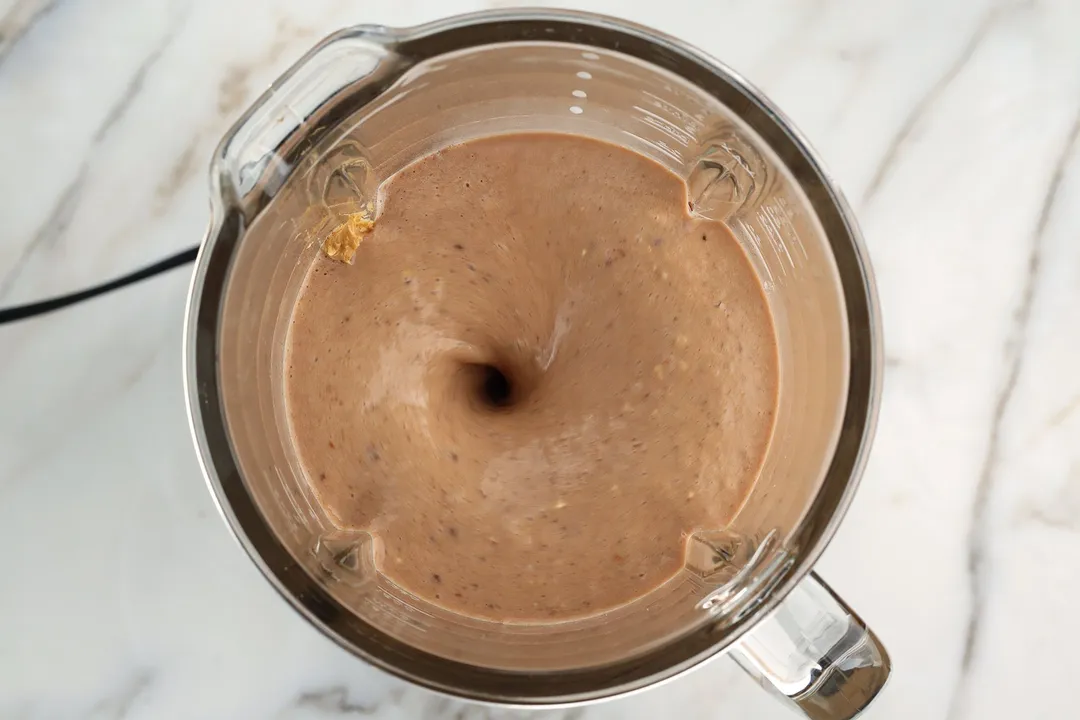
[184,10,889,719]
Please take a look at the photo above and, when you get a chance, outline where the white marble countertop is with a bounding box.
[3,0,1080,718]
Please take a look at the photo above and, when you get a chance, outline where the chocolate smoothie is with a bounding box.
[285,132,778,622]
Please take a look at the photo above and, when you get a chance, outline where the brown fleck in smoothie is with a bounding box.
[285,132,778,622]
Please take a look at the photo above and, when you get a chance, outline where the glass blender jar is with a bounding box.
[185,10,889,718]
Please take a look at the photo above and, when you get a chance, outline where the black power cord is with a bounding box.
[0,245,200,325]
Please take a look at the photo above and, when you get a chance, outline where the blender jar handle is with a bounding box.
[729,572,890,719]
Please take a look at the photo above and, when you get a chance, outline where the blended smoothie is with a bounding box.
[284,132,778,622]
